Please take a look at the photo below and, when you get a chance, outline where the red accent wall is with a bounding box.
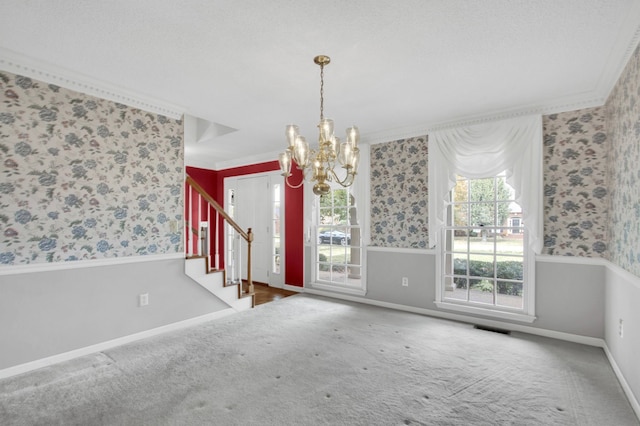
[186,163,304,287]
[186,166,219,200]
[284,166,304,287]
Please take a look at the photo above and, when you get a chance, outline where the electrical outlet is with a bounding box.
[169,220,178,233]
[619,318,624,338]
[139,293,149,307]
[402,277,409,287]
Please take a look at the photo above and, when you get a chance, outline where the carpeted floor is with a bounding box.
[0,294,638,425]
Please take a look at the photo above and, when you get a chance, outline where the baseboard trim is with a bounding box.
[603,343,640,420]
[0,308,236,380]
[283,283,303,292]
[303,288,604,347]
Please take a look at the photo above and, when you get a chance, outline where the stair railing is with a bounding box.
[185,175,254,294]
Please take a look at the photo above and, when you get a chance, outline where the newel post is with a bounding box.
[246,228,254,294]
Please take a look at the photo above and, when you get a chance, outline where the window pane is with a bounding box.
[453,231,468,253]
[497,281,523,309]
[317,227,330,244]
[453,204,469,226]
[469,278,495,304]
[319,208,332,224]
[445,276,467,301]
[470,178,495,202]
[333,208,348,225]
[496,201,510,228]
[496,258,523,281]
[469,233,495,254]
[453,253,468,275]
[273,237,281,275]
[469,254,494,279]
[453,276,468,290]
[317,264,331,281]
[329,244,348,263]
[496,237,523,256]
[333,189,348,206]
[471,203,495,226]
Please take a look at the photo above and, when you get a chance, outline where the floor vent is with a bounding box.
[473,325,511,335]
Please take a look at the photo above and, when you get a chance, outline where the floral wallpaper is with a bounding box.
[605,43,640,277]
[0,71,184,265]
[370,136,428,248]
[541,108,608,257]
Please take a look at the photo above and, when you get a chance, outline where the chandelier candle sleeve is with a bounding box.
[286,125,298,148]
[279,55,360,196]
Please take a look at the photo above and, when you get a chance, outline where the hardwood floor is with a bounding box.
[245,282,298,306]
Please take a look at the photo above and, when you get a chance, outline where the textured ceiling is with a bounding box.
[1,0,640,169]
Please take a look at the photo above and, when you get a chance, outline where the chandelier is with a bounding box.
[278,55,360,196]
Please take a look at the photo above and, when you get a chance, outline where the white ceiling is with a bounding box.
[1,1,640,170]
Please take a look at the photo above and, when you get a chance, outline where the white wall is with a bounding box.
[0,257,228,371]
[605,264,640,415]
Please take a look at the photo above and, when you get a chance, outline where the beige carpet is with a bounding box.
[0,294,637,425]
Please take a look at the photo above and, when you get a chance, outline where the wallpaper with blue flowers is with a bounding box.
[541,107,609,257]
[606,43,640,277]
[0,71,184,265]
[370,136,429,248]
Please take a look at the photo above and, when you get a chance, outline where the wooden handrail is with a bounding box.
[185,175,254,294]
[186,175,249,242]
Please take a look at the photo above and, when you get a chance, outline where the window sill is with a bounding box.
[434,301,536,323]
[309,281,367,297]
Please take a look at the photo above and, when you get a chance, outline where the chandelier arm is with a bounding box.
[283,172,305,189]
[328,168,356,188]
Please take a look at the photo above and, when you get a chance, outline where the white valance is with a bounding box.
[428,115,543,253]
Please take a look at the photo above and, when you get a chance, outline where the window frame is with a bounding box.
[310,186,365,295]
[434,174,536,323]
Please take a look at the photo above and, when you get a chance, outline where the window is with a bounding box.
[429,115,541,322]
[272,183,282,275]
[225,188,240,284]
[438,174,534,321]
[314,188,363,291]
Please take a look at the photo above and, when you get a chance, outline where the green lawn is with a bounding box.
[453,236,523,261]
[318,244,350,264]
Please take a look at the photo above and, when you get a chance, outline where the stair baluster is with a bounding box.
[185,175,254,301]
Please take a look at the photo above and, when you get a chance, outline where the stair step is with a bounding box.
[184,257,253,312]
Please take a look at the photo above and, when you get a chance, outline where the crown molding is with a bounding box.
[0,48,185,119]
[597,12,640,102]
[362,93,606,146]
[362,17,640,146]
[211,149,282,170]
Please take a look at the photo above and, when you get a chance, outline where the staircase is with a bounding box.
[185,176,255,311]
[184,257,254,311]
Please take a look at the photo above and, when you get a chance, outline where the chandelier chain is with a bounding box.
[319,64,324,121]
